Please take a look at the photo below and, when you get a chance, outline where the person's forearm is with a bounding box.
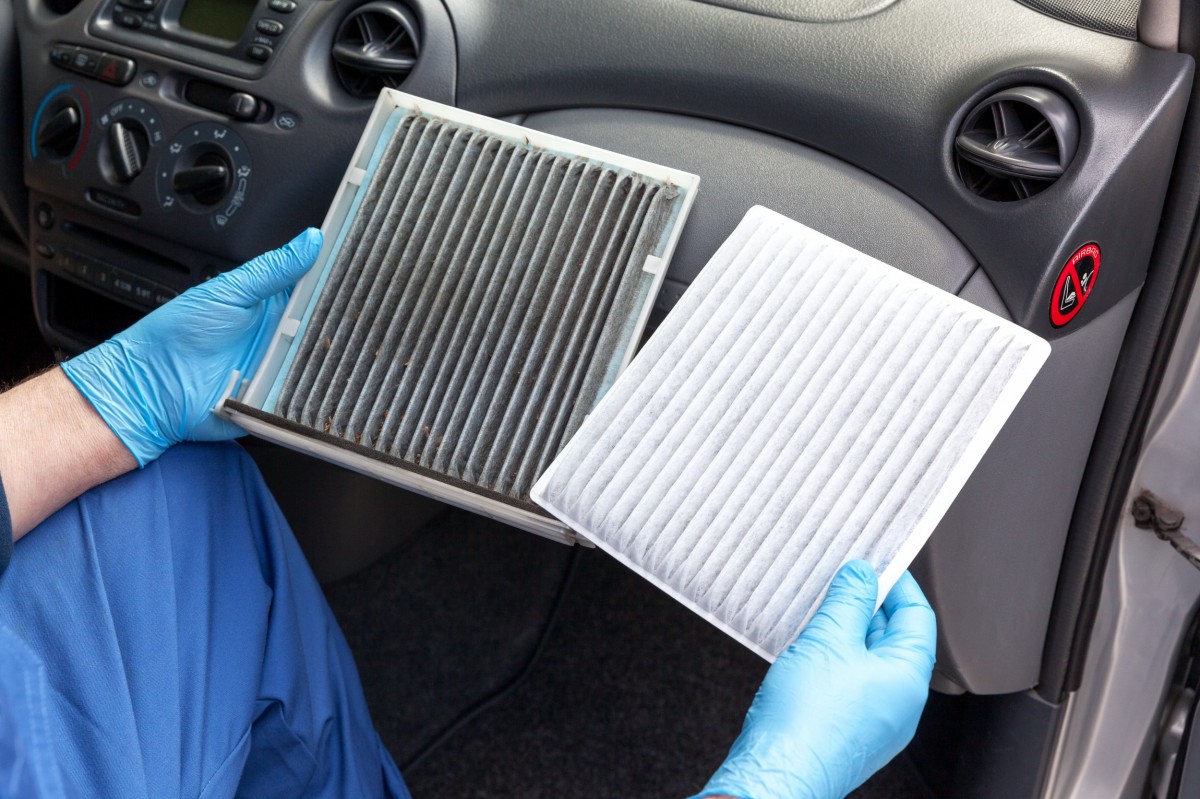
[0,367,136,539]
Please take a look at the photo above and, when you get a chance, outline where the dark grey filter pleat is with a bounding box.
[275,111,673,504]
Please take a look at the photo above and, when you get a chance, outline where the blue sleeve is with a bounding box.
[0,472,12,578]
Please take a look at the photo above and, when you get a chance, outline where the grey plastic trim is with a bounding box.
[0,1,26,245]
[958,266,1013,317]
[522,109,978,296]
[1141,0,1181,50]
[446,0,1192,336]
[687,0,899,23]
[913,288,1139,693]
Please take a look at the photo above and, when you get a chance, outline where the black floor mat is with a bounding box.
[402,542,764,797]
[323,510,575,767]
[328,511,932,798]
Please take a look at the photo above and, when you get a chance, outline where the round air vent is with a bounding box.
[332,2,421,99]
[954,86,1079,202]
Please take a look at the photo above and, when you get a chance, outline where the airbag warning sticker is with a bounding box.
[1051,243,1100,328]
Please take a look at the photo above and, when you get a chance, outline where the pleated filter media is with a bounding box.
[531,206,1050,659]
[225,91,698,540]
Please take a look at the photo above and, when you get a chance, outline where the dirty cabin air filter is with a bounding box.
[224,91,699,542]
[532,206,1050,659]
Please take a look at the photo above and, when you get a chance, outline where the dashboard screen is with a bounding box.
[178,0,256,42]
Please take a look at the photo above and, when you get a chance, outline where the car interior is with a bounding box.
[3,0,1200,796]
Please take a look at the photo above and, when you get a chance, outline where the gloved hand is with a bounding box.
[61,228,323,467]
[695,561,936,799]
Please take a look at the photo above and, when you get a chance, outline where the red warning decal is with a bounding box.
[1050,243,1100,328]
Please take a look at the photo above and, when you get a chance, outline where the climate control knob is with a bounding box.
[32,85,92,173]
[97,98,164,186]
[108,120,149,183]
[172,151,232,206]
[35,102,83,161]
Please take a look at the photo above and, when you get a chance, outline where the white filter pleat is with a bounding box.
[531,205,1050,660]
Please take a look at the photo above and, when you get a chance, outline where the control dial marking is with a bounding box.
[99,98,165,146]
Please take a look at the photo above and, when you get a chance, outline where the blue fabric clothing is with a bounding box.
[0,442,410,798]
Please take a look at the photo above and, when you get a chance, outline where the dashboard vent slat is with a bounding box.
[954,86,1079,202]
[332,2,421,98]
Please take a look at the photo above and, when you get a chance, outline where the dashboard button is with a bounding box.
[111,270,136,299]
[268,0,296,12]
[185,80,264,120]
[246,44,273,62]
[35,204,54,230]
[97,55,136,86]
[131,278,156,305]
[122,0,156,9]
[50,45,75,67]
[57,251,78,276]
[63,250,92,281]
[115,11,144,29]
[91,263,113,288]
[70,48,101,75]
[34,240,55,259]
[227,92,259,120]
[256,18,284,35]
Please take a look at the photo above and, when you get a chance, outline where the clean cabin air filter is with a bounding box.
[530,206,1050,659]
[223,90,698,542]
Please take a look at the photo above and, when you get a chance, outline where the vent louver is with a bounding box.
[333,2,421,99]
[954,87,1079,202]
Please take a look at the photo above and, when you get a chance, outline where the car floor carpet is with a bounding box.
[327,508,933,798]
[323,509,576,767]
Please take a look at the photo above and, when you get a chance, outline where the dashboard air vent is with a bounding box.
[332,2,421,99]
[954,86,1079,202]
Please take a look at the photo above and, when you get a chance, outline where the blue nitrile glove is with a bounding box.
[61,228,323,467]
[695,561,936,799]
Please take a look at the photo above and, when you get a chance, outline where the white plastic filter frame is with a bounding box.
[220,89,700,544]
